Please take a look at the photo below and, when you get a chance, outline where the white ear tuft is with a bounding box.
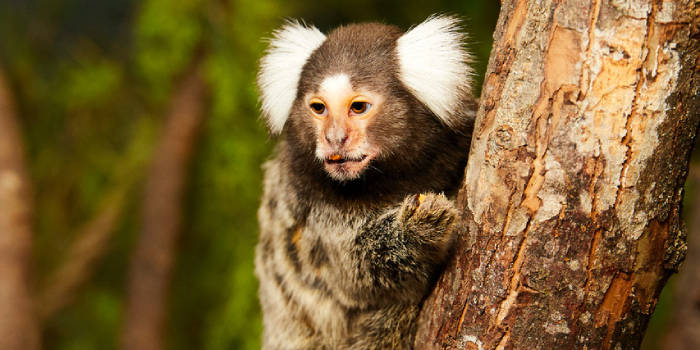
[396,15,473,128]
[258,20,326,134]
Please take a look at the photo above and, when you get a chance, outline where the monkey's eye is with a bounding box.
[309,102,327,115]
[349,101,371,116]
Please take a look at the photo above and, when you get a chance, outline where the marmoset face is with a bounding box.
[304,73,385,180]
[257,17,473,183]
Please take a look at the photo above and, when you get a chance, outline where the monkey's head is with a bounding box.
[258,16,473,182]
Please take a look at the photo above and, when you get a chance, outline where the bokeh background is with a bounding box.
[0,0,695,349]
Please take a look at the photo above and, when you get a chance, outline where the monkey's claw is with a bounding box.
[400,193,457,230]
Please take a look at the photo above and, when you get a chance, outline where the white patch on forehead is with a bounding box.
[320,73,353,95]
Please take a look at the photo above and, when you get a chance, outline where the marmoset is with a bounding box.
[255,15,476,349]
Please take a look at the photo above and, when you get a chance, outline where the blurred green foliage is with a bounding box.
[5,1,684,350]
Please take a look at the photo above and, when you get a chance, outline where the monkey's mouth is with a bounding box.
[324,154,367,164]
[322,153,373,181]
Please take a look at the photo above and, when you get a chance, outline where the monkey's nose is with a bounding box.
[324,129,348,146]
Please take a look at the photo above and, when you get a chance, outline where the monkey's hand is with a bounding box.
[398,193,458,243]
[348,193,458,304]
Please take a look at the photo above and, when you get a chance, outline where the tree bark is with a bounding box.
[120,60,207,350]
[0,67,41,349]
[415,0,699,349]
[663,166,700,349]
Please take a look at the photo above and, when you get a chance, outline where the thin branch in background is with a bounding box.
[0,67,41,349]
[38,121,153,322]
[120,57,208,350]
[38,186,128,321]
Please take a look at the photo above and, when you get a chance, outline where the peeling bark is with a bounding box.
[0,67,41,349]
[120,60,207,350]
[415,0,699,349]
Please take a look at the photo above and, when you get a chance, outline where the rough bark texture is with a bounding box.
[120,61,207,350]
[663,167,700,349]
[415,0,699,349]
[0,68,41,350]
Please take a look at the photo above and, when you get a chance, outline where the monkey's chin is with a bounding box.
[323,155,371,181]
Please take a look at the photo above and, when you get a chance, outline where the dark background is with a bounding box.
[0,0,689,349]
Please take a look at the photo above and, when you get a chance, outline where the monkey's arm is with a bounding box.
[348,193,457,303]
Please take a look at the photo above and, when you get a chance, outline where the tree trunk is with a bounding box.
[663,166,700,349]
[0,67,41,349]
[120,60,207,350]
[415,0,699,349]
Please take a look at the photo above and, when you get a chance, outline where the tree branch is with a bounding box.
[0,66,41,349]
[120,58,207,350]
[38,185,128,321]
[38,121,152,321]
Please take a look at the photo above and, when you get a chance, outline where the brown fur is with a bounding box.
[256,21,476,349]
